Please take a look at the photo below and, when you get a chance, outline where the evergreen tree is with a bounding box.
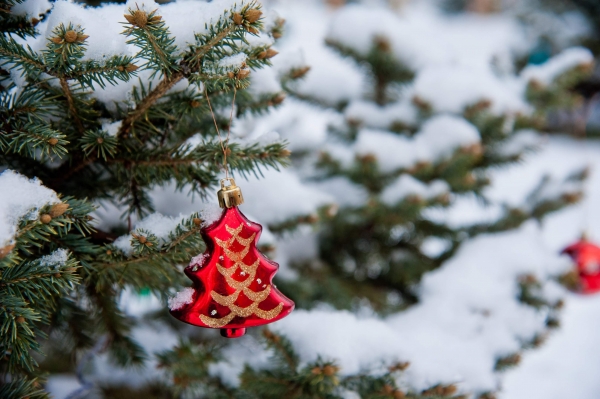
[0,0,290,397]
[0,0,594,398]
[275,0,592,308]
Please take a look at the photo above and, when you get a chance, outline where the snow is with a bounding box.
[189,252,208,267]
[344,99,417,130]
[241,168,334,225]
[327,2,526,70]
[167,287,195,311]
[353,129,414,172]
[0,170,60,247]
[39,248,69,268]
[29,0,133,59]
[380,175,448,205]
[352,115,480,173]
[218,53,248,69]
[45,375,81,399]
[198,202,223,227]
[416,115,481,160]
[271,1,365,105]
[521,47,594,85]
[423,194,505,229]
[23,0,258,60]
[237,98,339,152]
[101,120,122,137]
[501,294,600,399]
[308,177,369,208]
[249,67,282,95]
[11,0,52,18]
[119,288,162,316]
[420,237,452,258]
[412,65,528,114]
[497,129,542,158]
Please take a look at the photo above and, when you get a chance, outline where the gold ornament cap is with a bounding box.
[217,178,244,208]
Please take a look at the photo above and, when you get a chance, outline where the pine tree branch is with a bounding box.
[117,20,241,138]
[59,77,84,134]
[118,71,183,138]
[100,223,203,270]
[0,35,46,72]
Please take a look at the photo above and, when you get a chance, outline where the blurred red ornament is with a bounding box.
[562,238,600,294]
[170,178,294,338]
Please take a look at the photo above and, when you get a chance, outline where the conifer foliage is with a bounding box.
[0,0,289,397]
[0,0,596,398]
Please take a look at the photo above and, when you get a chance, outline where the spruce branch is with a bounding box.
[66,56,139,89]
[44,23,89,72]
[118,2,265,138]
[59,76,84,134]
[80,130,118,160]
[117,71,184,137]
[3,123,68,159]
[123,7,179,77]
[0,34,45,75]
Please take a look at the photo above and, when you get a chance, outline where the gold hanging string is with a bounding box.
[204,85,238,178]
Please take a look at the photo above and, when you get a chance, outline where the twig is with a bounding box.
[59,77,84,134]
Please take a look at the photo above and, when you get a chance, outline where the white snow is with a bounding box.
[236,98,339,152]
[497,130,542,158]
[38,248,69,268]
[189,252,208,267]
[271,1,365,105]
[420,236,452,258]
[249,67,282,95]
[23,0,258,60]
[521,47,594,86]
[345,99,417,130]
[0,170,60,247]
[11,0,51,18]
[501,294,600,399]
[101,120,122,137]
[380,175,448,205]
[416,115,481,160]
[198,202,223,227]
[167,287,195,311]
[241,168,334,225]
[218,53,248,69]
[423,194,505,229]
[352,115,480,173]
[307,177,369,208]
[412,65,528,114]
[327,2,526,70]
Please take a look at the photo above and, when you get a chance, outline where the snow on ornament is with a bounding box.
[170,178,295,338]
[561,237,600,294]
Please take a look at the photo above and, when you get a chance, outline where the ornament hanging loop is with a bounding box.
[217,177,244,208]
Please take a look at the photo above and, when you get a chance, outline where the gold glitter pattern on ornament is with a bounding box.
[200,222,283,328]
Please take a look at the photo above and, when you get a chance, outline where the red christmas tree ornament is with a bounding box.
[562,237,600,294]
[170,178,294,338]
